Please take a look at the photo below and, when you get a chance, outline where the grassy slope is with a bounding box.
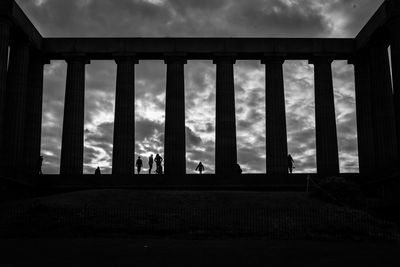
[0,190,398,241]
[2,190,327,209]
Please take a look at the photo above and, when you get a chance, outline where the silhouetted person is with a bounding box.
[136,156,143,174]
[155,154,163,174]
[236,163,242,174]
[36,156,43,175]
[195,162,205,174]
[148,154,154,174]
[95,166,101,176]
[288,154,295,174]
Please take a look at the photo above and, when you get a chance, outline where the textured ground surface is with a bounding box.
[2,190,325,209]
[0,190,399,241]
[1,239,399,266]
[0,190,398,241]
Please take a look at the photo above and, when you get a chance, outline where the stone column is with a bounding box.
[24,53,49,175]
[3,39,30,176]
[350,52,376,174]
[60,56,89,175]
[261,57,288,174]
[368,41,398,173]
[389,19,400,162]
[214,55,237,175]
[0,19,11,160]
[112,56,137,176]
[164,56,187,175]
[309,57,339,175]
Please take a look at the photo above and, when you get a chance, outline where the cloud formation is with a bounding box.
[14,0,385,174]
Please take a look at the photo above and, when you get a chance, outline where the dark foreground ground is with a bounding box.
[0,239,399,266]
[1,190,399,266]
[1,190,399,241]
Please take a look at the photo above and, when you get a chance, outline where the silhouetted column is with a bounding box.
[214,56,237,175]
[3,39,30,176]
[0,19,11,159]
[164,56,187,175]
[60,56,89,175]
[112,56,137,176]
[350,52,376,174]
[309,57,339,175]
[389,19,400,162]
[261,57,288,174]
[368,41,398,172]
[24,53,49,175]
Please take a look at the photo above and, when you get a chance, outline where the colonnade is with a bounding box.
[1,0,400,179]
[0,48,370,177]
[55,54,352,176]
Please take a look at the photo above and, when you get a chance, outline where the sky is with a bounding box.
[15,0,385,174]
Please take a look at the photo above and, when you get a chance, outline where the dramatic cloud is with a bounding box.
[14,0,385,173]
[19,0,383,37]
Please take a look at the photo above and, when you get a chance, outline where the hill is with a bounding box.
[0,190,398,241]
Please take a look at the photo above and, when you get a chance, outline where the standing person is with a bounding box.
[136,156,143,174]
[288,154,295,174]
[95,166,101,176]
[154,153,163,174]
[148,154,154,174]
[195,162,205,174]
[36,156,43,175]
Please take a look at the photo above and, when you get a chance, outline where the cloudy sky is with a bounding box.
[16,0,384,174]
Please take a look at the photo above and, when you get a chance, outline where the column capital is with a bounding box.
[113,53,138,64]
[31,57,51,66]
[348,48,370,65]
[41,58,51,65]
[213,53,237,64]
[309,54,335,65]
[30,51,51,65]
[347,57,355,65]
[63,53,90,64]
[164,53,187,64]
[387,15,400,29]
[0,0,14,17]
[368,38,389,49]
[9,35,31,47]
[261,54,286,65]
[0,17,12,27]
[387,17,400,53]
[385,0,400,18]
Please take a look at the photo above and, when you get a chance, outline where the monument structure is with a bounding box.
[0,0,399,182]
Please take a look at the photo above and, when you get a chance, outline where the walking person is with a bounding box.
[288,154,295,174]
[148,154,154,174]
[195,162,205,174]
[136,156,143,174]
[154,153,163,174]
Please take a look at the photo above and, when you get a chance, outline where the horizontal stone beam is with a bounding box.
[43,38,355,60]
[356,0,400,49]
[10,1,42,48]
[0,0,42,49]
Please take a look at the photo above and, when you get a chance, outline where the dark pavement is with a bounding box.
[0,239,399,266]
